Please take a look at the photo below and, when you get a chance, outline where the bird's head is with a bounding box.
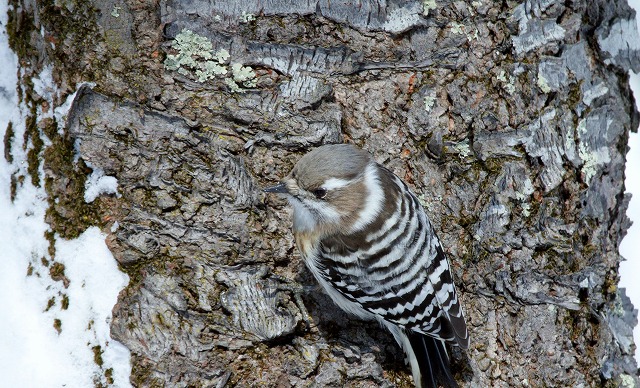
[264,144,383,234]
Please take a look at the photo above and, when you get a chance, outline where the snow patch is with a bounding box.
[0,3,132,385]
[85,167,119,203]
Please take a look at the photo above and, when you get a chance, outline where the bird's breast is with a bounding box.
[293,230,321,261]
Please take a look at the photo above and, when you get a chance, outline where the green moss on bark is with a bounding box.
[38,0,100,79]
[92,345,104,366]
[49,261,70,287]
[3,121,14,163]
[61,294,69,310]
[104,368,114,385]
[43,123,104,239]
[24,110,44,187]
[53,318,62,334]
[5,4,38,65]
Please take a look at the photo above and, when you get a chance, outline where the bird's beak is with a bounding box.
[263,182,289,194]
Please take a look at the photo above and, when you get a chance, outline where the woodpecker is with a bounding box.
[264,144,469,388]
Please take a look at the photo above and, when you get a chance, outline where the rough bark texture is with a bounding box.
[6,0,640,386]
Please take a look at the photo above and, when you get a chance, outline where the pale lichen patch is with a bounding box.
[497,70,516,95]
[423,95,436,111]
[231,63,257,87]
[576,118,612,185]
[620,374,636,388]
[450,22,465,35]
[165,29,256,92]
[537,73,551,93]
[452,141,472,158]
[417,193,441,212]
[241,11,256,23]
[422,0,437,16]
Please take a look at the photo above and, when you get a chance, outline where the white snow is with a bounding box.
[0,2,132,387]
[85,167,119,203]
[619,0,640,364]
[32,64,56,119]
[52,227,132,385]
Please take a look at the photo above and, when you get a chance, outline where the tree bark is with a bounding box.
[7,0,640,386]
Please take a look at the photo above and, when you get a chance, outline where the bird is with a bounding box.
[263,143,469,388]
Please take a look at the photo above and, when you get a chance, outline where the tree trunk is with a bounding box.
[7,0,640,386]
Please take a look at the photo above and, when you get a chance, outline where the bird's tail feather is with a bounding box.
[406,331,458,388]
[384,323,458,388]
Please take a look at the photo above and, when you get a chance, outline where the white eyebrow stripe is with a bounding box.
[322,177,352,190]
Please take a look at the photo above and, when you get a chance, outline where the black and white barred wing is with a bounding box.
[415,242,469,349]
[317,168,469,349]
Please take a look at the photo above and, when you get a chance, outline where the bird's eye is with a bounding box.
[313,188,327,199]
